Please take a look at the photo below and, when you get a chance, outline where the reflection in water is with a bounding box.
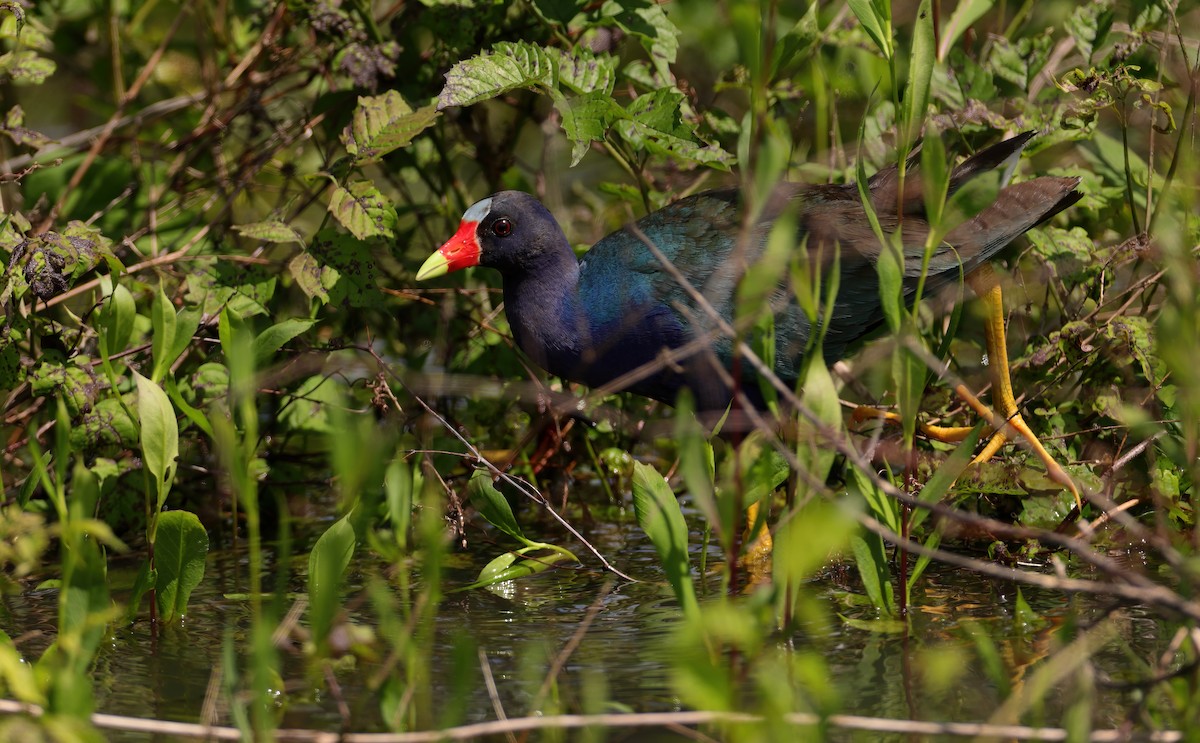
[0,509,1164,738]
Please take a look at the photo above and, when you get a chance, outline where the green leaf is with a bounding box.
[851,534,894,615]
[554,90,627,166]
[233,220,304,244]
[467,470,527,543]
[134,370,179,512]
[548,46,617,95]
[342,90,439,163]
[307,514,356,644]
[938,0,992,61]
[101,284,135,357]
[151,283,178,384]
[437,41,556,110]
[289,252,334,304]
[252,318,315,366]
[530,0,586,26]
[384,456,413,550]
[600,0,679,79]
[308,229,384,308]
[460,546,574,591]
[631,462,698,617]
[329,180,398,240]
[904,0,935,144]
[0,50,56,84]
[847,0,892,59]
[154,511,209,624]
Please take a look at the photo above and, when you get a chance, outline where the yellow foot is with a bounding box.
[741,500,774,584]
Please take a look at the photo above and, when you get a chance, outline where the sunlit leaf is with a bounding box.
[308,514,356,644]
[252,318,314,366]
[631,461,698,617]
[342,90,439,163]
[329,180,398,240]
[155,511,209,623]
[467,470,527,543]
[233,220,304,244]
[438,41,556,109]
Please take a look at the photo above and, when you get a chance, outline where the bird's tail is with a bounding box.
[945,176,1083,266]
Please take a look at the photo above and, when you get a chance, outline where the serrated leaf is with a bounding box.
[289,252,332,303]
[308,229,383,307]
[0,50,55,84]
[154,511,208,623]
[437,41,556,110]
[548,46,616,95]
[554,90,627,165]
[329,180,397,240]
[342,90,439,163]
[601,0,679,79]
[233,220,304,244]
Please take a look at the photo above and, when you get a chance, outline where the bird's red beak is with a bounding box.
[416,220,480,280]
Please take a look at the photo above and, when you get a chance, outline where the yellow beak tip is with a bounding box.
[415,252,449,281]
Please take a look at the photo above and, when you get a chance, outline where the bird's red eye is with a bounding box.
[492,218,513,237]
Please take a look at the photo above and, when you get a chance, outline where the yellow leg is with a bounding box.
[852,405,985,443]
[966,266,1082,508]
[743,500,774,572]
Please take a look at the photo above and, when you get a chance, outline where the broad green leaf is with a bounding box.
[308,229,384,307]
[329,180,398,240]
[252,318,315,366]
[185,256,276,317]
[134,370,179,512]
[467,470,527,543]
[151,283,177,384]
[101,283,135,357]
[549,46,617,95]
[554,90,627,166]
[154,511,209,623]
[438,41,556,110]
[342,90,439,163]
[631,462,698,617]
[289,251,333,303]
[233,220,304,244]
[0,50,55,84]
[308,514,356,644]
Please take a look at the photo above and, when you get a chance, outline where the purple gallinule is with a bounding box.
[417,132,1083,503]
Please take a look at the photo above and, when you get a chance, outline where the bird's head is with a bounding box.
[417,191,564,280]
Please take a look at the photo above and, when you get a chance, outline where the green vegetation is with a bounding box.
[0,0,1197,739]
